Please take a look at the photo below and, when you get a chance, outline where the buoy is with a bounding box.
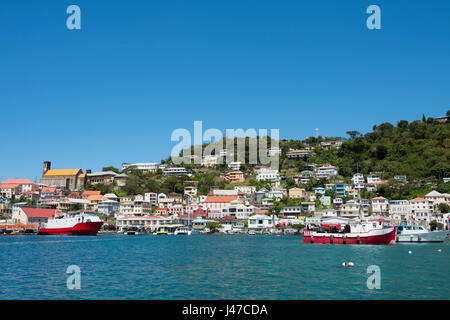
[408,251,412,254]
[438,249,442,252]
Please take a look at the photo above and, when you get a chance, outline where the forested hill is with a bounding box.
[297,116,449,181]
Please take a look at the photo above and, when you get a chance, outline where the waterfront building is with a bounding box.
[248,214,276,231]
[389,200,411,224]
[116,215,172,232]
[220,200,255,220]
[203,195,240,217]
[12,207,57,225]
[410,198,433,226]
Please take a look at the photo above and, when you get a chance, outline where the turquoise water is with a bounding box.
[0,234,449,300]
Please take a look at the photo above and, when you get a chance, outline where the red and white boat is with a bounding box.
[38,211,103,235]
[303,218,396,245]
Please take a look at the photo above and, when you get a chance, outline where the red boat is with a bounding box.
[303,218,396,245]
[38,211,103,235]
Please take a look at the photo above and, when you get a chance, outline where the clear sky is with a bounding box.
[0,0,449,182]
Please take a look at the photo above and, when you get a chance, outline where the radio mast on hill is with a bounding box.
[315,128,319,139]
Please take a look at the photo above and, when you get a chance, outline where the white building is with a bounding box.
[256,167,280,182]
[163,167,191,176]
[371,196,389,215]
[144,192,158,206]
[315,165,338,179]
[388,200,411,224]
[122,162,159,172]
[234,186,256,196]
[228,161,242,171]
[116,215,172,232]
[268,147,281,157]
[248,214,276,230]
[410,198,433,226]
[352,173,364,185]
[425,191,450,210]
[220,200,255,220]
[367,174,381,184]
[201,155,219,167]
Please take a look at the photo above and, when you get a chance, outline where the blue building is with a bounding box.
[313,187,326,195]
[333,184,347,197]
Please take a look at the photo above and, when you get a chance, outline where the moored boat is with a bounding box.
[396,225,449,243]
[38,211,103,235]
[303,219,396,245]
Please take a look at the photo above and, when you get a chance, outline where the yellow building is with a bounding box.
[39,161,85,191]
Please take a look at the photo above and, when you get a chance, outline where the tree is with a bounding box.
[102,166,120,174]
[206,222,222,232]
[438,203,450,213]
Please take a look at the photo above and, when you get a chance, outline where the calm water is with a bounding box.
[0,234,449,300]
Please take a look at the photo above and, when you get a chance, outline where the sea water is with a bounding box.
[0,235,448,299]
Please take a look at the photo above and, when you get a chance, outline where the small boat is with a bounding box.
[174,226,192,235]
[396,225,449,243]
[248,230,256,235]
[155,224,184,235]
[123,227,140,235]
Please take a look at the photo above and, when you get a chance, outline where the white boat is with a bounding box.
[248,230,256,235]
[174,226,192,235]
[38,211,103,235]
[396,225,449,243]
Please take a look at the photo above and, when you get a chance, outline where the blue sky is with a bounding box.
[0,0,449,182]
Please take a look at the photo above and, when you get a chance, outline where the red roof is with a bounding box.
[21,207,56,218]
[411,197,427,201]
[82,190,101,197]
[204,196,238,203]
[0,184,20,189]
[0,179,36,185]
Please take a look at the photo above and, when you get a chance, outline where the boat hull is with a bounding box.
[397,230,449,243]
[303,227,396,244]
[38,222,103,235]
